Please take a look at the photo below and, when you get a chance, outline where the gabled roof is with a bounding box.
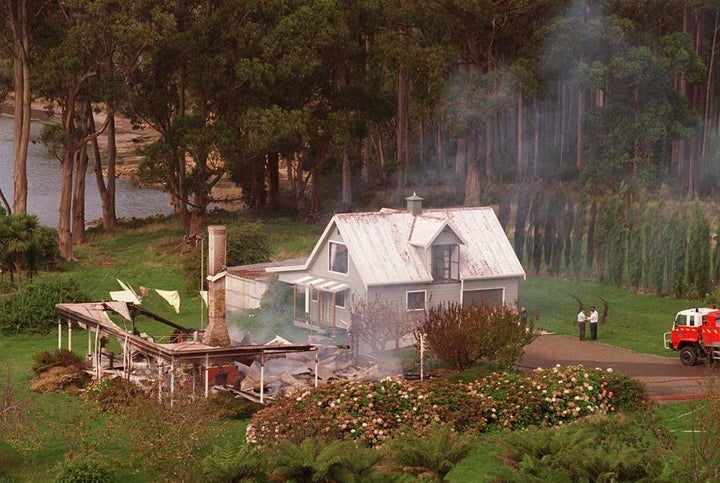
[409,215,466,248]
[273,206,525,287]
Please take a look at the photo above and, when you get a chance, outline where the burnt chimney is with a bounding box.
[203,225,231,347]
[406,192,423,216]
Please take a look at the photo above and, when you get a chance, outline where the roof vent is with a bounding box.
[406,192,423,216]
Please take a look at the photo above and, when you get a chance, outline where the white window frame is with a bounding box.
[431,244,459,281]
[406,290,426,311]
[329,242,349,274]
[335,290,346,308]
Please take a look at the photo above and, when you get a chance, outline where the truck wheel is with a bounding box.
[680,346,698,366]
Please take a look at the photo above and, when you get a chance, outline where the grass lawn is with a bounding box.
[0,217,711,480]
[519,276,705,356]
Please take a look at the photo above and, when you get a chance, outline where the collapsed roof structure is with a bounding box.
[55,300,319,403]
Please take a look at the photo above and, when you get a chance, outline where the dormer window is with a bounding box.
[432,244,459,281]
[329,242,348,274]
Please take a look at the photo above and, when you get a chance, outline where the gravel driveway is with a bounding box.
[517,334,719,402]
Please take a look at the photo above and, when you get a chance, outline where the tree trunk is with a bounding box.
[58,147,74,260]
[516,93,524,181]
[267,151,279,211]
[342,152,351,205]
[485,120,493,178]
[533,97,539,181]
[90,103,117,230]
[396,62,410,203]
[455,137,467,175]
[72,147,88,245]
[8,0,30,215]
[702,10,719,159]
[464,141,481,205]
[102,108,117,229]
[576,87,584,168]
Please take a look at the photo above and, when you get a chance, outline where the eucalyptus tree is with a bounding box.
[222,0,370,216]
[126,1,192,226]
[33,0,170,259]
[541,1,701,193]
[439,0,564,204]
[0,0,33,215]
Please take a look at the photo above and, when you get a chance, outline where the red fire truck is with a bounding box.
[664,307,720,365]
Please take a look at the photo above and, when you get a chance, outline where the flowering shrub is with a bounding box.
[247,365,637,447]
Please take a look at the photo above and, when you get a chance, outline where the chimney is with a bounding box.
[203,225,231,347]
[406,192,423,216]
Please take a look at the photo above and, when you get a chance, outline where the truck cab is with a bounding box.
[664,307,720,365]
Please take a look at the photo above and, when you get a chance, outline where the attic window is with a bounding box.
[329,242,348,274]
[431,244,459,281]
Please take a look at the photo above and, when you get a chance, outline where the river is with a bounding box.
[0,115,173,228]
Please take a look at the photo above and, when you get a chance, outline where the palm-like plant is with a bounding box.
[0,213,38,289]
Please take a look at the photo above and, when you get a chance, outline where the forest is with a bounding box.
[2,0,720,276]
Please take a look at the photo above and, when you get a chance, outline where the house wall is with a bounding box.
[366,277,521,311]
[225,274,267,311]
[462,277,520,307]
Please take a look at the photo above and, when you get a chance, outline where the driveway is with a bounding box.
[517,334,719,402]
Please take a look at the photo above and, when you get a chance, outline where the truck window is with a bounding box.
[675,314,688,327]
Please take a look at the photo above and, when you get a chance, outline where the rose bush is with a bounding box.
[247,365,638,448]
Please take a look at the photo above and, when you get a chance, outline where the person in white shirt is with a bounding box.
[588,306,599,340]
[577,309,587,340]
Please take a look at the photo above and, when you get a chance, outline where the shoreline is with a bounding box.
[2,99,243,209]
[1,99,158,181]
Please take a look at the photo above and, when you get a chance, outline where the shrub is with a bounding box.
[0,276,88,335]
[111,396,224,481]
[32,349,85,376]
[491,412,673,482]
[27,225,60,274]
[84,377,143,412]
[603,371,646,412]
[419,302,539,370]
[182,222,272,292]
[226,222,272,267]
[205,391,264,420]
[247,365,639,448]
[54,460,115,483]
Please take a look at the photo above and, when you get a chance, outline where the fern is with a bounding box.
[492,414,670,481]
[201,442,268,483]
[385,425,476,480]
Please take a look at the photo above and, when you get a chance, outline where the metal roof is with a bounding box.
[304,206,525,287]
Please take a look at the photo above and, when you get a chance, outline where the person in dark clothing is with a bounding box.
[588,306,598,340]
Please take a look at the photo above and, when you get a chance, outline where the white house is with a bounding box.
[267,194,526,334]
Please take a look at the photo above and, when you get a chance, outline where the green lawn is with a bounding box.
[0,218,711,481]
[519,276,703,356]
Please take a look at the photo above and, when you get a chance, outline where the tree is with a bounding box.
[0,0,33,215]
[349,296,415,357]
[419,302,537,371]
[0,213,38,288]
[141,115,232,236]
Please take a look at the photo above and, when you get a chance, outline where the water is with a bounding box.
[0,115,173,228]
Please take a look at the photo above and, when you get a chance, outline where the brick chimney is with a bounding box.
[203,225,231,347]
[406,192,423,216]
